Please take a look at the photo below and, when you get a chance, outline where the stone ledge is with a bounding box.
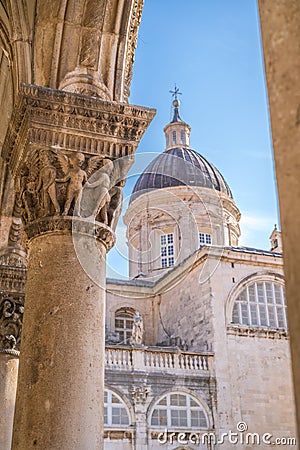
[227,324,289,339]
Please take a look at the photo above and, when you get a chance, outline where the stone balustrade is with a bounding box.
[105,345,214,375]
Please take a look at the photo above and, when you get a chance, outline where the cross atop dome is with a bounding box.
[169,84,182,101]
[169,84,183,123]
[164,86,191,149]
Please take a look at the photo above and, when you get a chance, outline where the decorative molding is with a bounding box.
[103,430,133,440]
[25,217,115,250]
[0,250,27,293]
[1,84,155,241]
[0,293,24,351]
[227,324,289,340]
[123,0,144,100]
[2,84,155,176]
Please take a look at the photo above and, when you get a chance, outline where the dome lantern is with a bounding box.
[164,86,191,150]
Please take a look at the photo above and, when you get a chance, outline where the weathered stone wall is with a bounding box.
[209,255,297,446]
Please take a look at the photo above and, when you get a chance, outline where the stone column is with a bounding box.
[258,1,300,440]
[0,348,19,450]
[2,84,155,450]
[0,250,26,450]
[129,385,150,450]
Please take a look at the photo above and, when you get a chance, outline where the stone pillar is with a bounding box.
[129,385,150,450]
[2,84,155,450]
[0,349,19,450]
[0,250,26,450]
[258,0,300,440]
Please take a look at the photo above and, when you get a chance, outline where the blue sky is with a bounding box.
[107,0,279,279]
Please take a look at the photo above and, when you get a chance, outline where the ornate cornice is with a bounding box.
[2,83,155,176]
[1,84,155,242]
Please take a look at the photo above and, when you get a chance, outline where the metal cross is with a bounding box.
[169,84,182,101]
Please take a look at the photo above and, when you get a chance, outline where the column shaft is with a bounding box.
[0,353,19,450]
[12,233,106,450]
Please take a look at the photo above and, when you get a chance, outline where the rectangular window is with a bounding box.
[199,232,212,246]
[172,130,177,144]
[161,233,175,268]
[180,130,185,144]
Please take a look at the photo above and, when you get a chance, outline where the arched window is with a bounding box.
[150,392,209,429]
[232,281,287,329]
[115,308,135,344]
[104,389,130,427]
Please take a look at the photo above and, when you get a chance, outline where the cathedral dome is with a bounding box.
[130,146,232,203]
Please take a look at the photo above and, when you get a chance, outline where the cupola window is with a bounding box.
[161,233,175,268]
[172,130,177,144]
[180,130,185,144]
[199,232,212,246]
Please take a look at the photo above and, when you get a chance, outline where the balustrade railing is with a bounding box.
[105,346,213,375]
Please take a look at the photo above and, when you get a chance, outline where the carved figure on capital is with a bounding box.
[107,179,126,230]
[80,158,114,222]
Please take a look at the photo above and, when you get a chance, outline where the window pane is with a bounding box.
[162,258,168,268]
[167,234,174,244]
[250,304,258,325]
[170,394,186,406]
[241,304,249,325]
[257,283,265,303]
[248,284,256,302]
[274,285,283,305]
[161,247,167,256]
[112,394,121,404]
[151,409,167,426]
[158,397,167,406]
[268,305,276,327]
[168,246,174,256]
[171,410,187,427]
[161,235,166,245]
[277,307,286,328]
[168,257,174,266]
[232,303,240,323]
[191,410,207,428]
[265,282,273,303]
[259,304,268,326]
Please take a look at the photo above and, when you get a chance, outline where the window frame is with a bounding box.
[149,392,209,430]
[199,232,212,246]
[231,280,287,329]
[104,389,131,428]
[160,233,175,268]
[114,308,135,344]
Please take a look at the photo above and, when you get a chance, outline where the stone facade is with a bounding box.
[0,2,298,449]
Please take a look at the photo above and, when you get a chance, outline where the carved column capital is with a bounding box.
[2,84,155,242]
[129,385,151,406]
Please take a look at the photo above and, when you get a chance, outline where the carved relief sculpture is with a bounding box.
[0,294,24,351]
